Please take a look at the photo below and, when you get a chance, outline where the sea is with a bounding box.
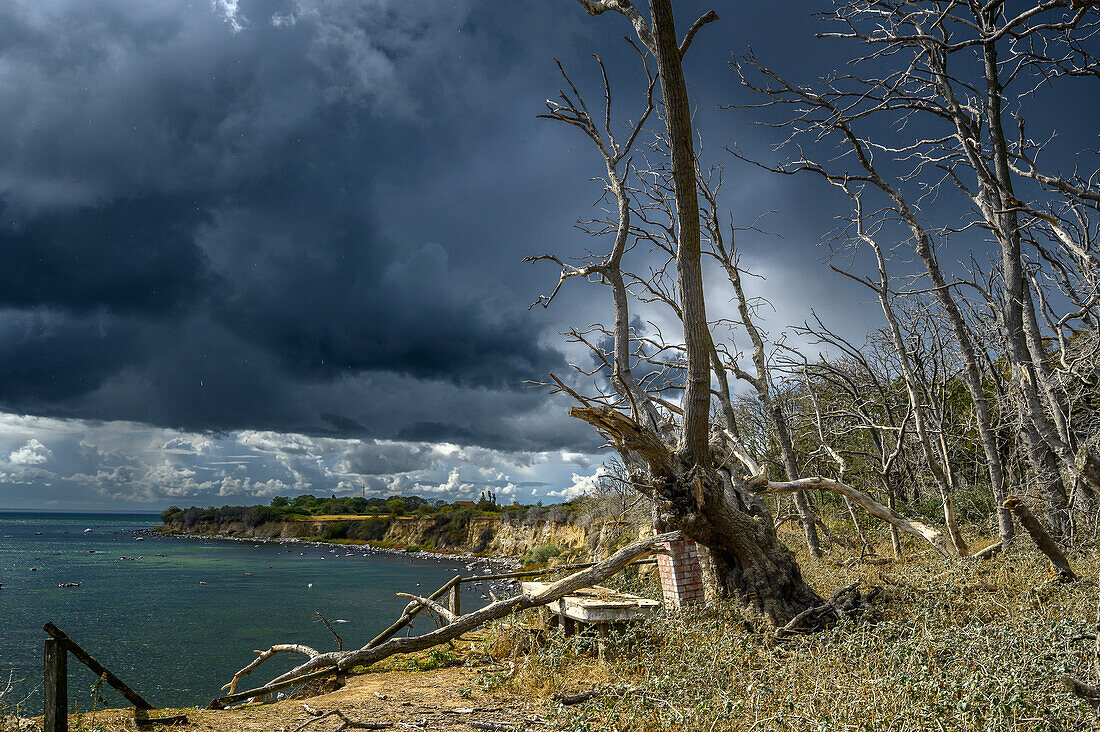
[0,512,498,715]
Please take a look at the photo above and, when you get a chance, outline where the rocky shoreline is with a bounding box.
[158,513,638,561]
[147,527,522,569]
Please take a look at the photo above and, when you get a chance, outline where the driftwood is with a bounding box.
[212,531,681,708]
[470,722,546,732]
[1003,495,1077,581]
[553,689,604,705]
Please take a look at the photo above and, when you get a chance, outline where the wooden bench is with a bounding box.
[520,582,660,658]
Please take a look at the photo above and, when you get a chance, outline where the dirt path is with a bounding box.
[19,662,560,732]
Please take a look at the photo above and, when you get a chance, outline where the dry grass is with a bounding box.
[478,540,1099,731]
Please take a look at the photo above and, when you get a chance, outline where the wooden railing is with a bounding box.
[42,623,186,731]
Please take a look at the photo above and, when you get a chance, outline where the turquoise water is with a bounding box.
[0,512,490,714]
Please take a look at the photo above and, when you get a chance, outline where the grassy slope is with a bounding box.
[482,537,1098,731]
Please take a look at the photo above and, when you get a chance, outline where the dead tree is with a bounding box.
[534,0,831,626]
[823,191,969,556]
[698,170,823,558]
[790,318,916,558]
[731,1,1100,541]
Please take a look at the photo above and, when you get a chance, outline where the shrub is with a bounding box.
[488,544,1100,731]
[521,543,563,567]
[347,517,391,541]
[322,521,351,540]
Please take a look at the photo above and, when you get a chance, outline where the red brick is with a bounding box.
[658,540,704,608]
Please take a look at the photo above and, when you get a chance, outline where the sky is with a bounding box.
[3,0,1077,511]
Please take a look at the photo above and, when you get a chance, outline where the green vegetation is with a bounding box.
[522,543,564,567]
[480,544,1099,731]
[160,491,614,555]
[159,491,607,541]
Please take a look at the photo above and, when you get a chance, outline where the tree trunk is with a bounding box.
[572,405,824,627]
[680,471,824,625]
[568,0,823,628]
[694,514,823,625]
[649,0,710,466]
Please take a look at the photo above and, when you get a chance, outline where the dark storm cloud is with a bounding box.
[0,311,141,404]
[0,0,589,450]
[0,196,211,313]
[0,0,891,470]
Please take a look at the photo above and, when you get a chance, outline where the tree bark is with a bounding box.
[571,405,825,626]
[1003,495,1077,581]
[648,0,710,467]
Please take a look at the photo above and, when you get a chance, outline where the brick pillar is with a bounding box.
[656,539,705,608]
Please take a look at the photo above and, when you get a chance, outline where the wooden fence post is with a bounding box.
[44,638,67,732]
[448,582,461,617]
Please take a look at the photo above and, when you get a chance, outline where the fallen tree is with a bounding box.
[712,425,952,558]
[212,530,681,708]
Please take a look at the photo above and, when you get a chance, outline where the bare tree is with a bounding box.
[536,0,834,625]
[733,0,1100,540]
[699,171,824,558]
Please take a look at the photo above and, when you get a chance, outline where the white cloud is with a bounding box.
[0,412,606,509]
[9,439,52,466]
[549,467,607,501]
[212,0,245,32]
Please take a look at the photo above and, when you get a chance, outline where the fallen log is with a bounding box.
[750,476,952,558]
[211,530,681,708]
[1003,495,1077,581]
[970,542,1003,561]
[553,689,602,705]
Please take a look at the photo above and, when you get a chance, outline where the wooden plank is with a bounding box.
[43,623,154,710]
[44,638,67,732]
[133,711,189,727]
[522,582,660,623]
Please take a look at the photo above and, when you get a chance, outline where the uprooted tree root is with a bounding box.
[775,581,883,638]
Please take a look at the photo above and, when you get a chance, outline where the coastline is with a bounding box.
[147,527,523,569]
